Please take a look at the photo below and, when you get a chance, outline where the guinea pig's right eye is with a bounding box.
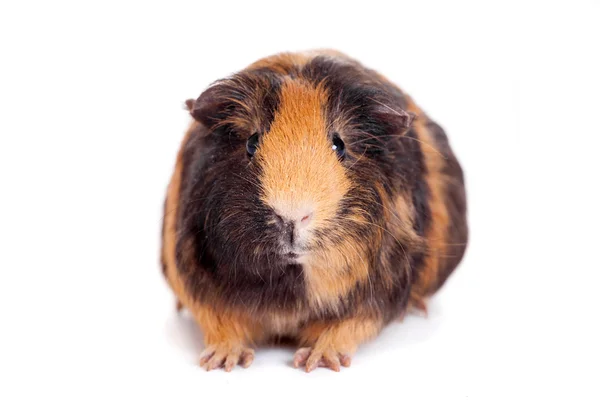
[246,132,259,157]
[332,133,345,160]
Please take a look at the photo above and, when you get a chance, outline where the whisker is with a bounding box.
[336,216,412,271]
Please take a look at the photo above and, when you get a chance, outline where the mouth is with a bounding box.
[281,250,309,262]
[277,238,311,262]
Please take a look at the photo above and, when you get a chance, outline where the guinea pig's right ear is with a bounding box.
[188,83,231,130]
[184,98,195,112]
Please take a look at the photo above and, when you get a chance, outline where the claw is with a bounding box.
[199,346,216,367]
[340,353,352,367]
[293,347,351,372]
[224,352,240,372]
[293,347,311,368]
[240,348,255,368]
[199,345,254,371]
[322,349,341,372]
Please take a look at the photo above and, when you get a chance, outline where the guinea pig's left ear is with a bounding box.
[373,102,415,132]
[399,109,416,129]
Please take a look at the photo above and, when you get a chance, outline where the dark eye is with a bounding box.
[246,132,259,157]
[332,133,345,159]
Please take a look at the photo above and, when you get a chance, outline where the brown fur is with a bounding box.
[161,50,468,371]
[246,52,311,74]
[162,122,265,351]
[381,182,423,291]
[161,121,202,310]
[405,96,451,304]
[162,120,197,298]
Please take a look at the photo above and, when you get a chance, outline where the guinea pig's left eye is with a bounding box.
[246,132,259,157]
[332,133,345,159]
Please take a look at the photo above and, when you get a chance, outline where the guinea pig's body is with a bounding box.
[161,50,468,371]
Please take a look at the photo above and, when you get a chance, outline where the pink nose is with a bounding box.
[298,212,313,228]
[274,210,314,246]
[276,212,313,229]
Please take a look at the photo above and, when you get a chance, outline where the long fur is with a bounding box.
[161,50,468,371]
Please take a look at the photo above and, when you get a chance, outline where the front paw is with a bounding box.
[293,346,352,372]
[199,344,255,371]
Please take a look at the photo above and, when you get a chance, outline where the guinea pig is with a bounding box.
[161,50,468,372]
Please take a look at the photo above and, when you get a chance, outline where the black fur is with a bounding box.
[174,55,440,320]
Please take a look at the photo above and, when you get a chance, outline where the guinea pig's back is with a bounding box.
[404,97,469,299]
[426,117,468,293]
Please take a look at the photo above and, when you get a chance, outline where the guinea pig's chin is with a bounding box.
[278,243,311,263]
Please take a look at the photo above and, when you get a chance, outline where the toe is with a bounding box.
[240,348,255,368]
[199,346,216,367]
[322,349,341,372]
[294,347,353,372]
[340,353,352,368]
[205,350,227,371]
[199,345,254,371]
[305,350,323,372]
[224,349,241,372]
[293,347,311,368]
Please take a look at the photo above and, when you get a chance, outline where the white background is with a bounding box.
[1,1,599,399]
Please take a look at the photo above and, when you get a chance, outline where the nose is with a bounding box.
[274,211,313,245]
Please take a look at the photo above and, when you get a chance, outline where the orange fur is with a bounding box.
[258,79,349,222]
[162,120,197,301]
[299,317,382,355]
[303,239,371,313]
[246,49,353,75]
[161,51,466,371]
[258,79,368,313]
[193,305,258,347]
[259,311,309,338]
[404,97,451,301]
[246,52,311,74]
[391,191,422,250]
[378,185,422,291]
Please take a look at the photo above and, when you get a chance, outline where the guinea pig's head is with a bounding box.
[184,54,415,280]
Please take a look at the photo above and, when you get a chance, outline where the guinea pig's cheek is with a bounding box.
[295,252,312,266]
[295,223,316,249]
